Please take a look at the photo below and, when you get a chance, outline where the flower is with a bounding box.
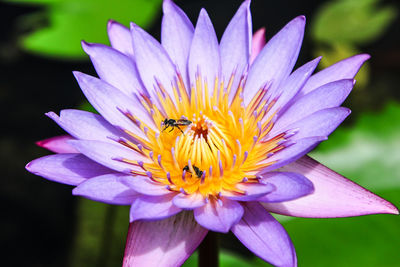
[26,0,398,266]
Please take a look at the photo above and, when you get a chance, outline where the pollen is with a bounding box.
[119,72,288,198]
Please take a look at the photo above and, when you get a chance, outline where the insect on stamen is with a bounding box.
[183,164,204,178]
[162,118,192,134]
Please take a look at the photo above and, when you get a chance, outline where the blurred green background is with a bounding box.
[1,0,399,266]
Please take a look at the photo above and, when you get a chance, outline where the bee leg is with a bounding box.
[169,126,175,132]
[176,125,184,134]
[162,125,169,132]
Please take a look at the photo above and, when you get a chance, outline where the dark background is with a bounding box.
[1,0,399,266]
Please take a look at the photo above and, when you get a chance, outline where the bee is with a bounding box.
[162,118,192,134]
[183,165,203,178]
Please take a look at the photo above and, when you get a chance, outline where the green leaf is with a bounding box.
[313,43,370,88]
[310,102,400,190]
[312,0,397,45]
[181,252,198,267]
[8,0,162,59]
[69,199,129,267]
[282,189,400,266]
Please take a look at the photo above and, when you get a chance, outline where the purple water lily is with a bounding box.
[26,0,398,266]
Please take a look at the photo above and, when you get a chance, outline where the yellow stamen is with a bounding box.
[120,72,288,197]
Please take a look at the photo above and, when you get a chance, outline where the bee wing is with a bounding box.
[176,119,192,125]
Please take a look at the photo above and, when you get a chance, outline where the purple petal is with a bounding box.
[46,109,127,143]
[73,173,137,205]
[123,211,207,267]
[36,135,78,153]
[222,182,276,201]
[130,194,181,221]
[69,140,150,173]
[119,175,169,196]
[263,155,399,217]
[250,27,266,64]
[107,20,134,57]
[26,153,113,186]
[188,8,220,94]
[265,57,321,119]
[244,16,305,106]
[161,0,194,88]
[257,172,314,202]
[73,71,155,139]
[272,107,351,141]
[82,42,145,97]
[131,23,177,104]
[299,54,370,96]
[231,202,296,267]
[220,0,251,103]
[194,198,243,233]
[273,79,354,131]
[172,193,207,209]
[259,136,327,172]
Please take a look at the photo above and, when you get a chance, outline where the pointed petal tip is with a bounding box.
[357,53,371,61]
[45,111,58,120]
[391,207,399,215]
[107,19,119,30]
[129,22,145,36]
[342,107,351,116]
[71,186,87,197]
[72,71,90,85]
[378,198,399,215]
[80,40,92,53]
[25,158,45,176]
[72,70,82,79]
[34,135,78,154]
[289,15,306,28]
[198,8,210,21]
[255,27,266,35]
[107,19,114,28]
[359,194,399,216]
[34,140,44,148]
[388,206,399,215]
[314,56,322,62]
[301,56,322,70]
[25,158,48,177]
[81,41,104,56]
[71,187,80,196]
[297,15,306,22]
[25,161,34,172]
[231,0,251,17]
[358,194,399,216]
[242,0,251,8]
[35,137,51,149]
[25,158,43,175]
[129,22,138,31]
[162,0,175,13]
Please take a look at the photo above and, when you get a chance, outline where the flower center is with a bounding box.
[118,73,288,197]
[191,116,210,139]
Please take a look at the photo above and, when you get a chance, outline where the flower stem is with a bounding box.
[198,231,219,267]
[96,205,117,267]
